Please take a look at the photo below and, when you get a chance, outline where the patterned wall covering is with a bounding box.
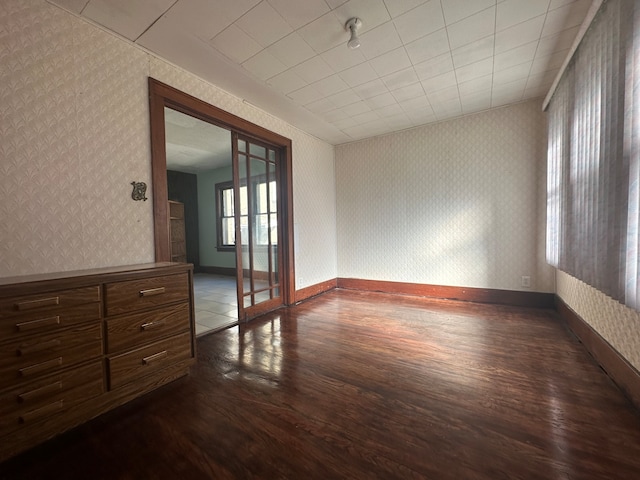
[557,271,640,371]
[0,0,337,289]
[336,100,555,293]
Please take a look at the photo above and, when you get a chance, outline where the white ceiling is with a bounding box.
[49,0,591,145]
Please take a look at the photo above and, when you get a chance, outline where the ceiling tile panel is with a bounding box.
[352,79,389,99]
[333,0,392,35]
[493,41,538,72]
[267,70,308,94]
[236,1,293,47]
[376,103,406,118]
[339,62,381,87]
[370,47,412,77]
[366,92,398,109]
[414,53,454,81]
[536,26,579,57]
[382,67,420,90]
[341,100,372,116]
[287,84,324,105]
[441,0,495,25]
[446,7,496,50]
[391,83,426,102]
[267,32,317,68]
[541,0,590,37]
[405,28,451,65]
[297,11,345,53]
[451,36,495,69]
[326,89,363,107]
[358,22,404,60]
[242,50,288,81]
[454,57,493,83]
[530,49,569,75]
[494,15,546,54]
[267,0,331,30]
[321,44,367,72]
[312,74,350,96]
[292,56,335,83]
[496,0,551,32]
[393,1,446,44]
[382,0,428,18]
[492,62,533,85]
[211,24,262,63]
[421,70,457,93]
[427,85,460,103]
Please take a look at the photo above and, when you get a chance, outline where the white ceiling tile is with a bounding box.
[51,0,90,14]
[287,84,324,104]
[492,62,532,85]
[491,89,525,107]
[236,1,293,47]
[334,0,391,35]
[531,48,569,75]
[321,109,349,122]
[267,32,316,68]
[211,24,262,63]
[358,22,403,60]
[325,0,349,9]
[415,53,454,81]
[399,95,432,112]
[405,28,450,65]
[493,41,538,72]
[458,74,493,95]
[541,0,590,37]
[442,0,495,25]
[267,0,330,29]
[451,36,494,69]
[306,97,339,114]
[385,113,413,129]
[267,70,308,94]
[536,25,579,57]
[366,92,397,109]
[370,47,412,77]
[494,15,545,54]
[549,0,575,10]
[341,100,372,116]
[524,83,552,98]
[376,103,405,117]
[326,89,363,107]
[382,67,419,90]
[432,98,462,117]
[391,83,425,102]
[297,11,344,53]
[421,70,457,93]
[494,77,528,94]
[82,0,175,40]
[340,62,381,87]
[454,57,493,83]
[382,0,428,18]
[242,50,288,80]
[460,94,491,114]
[335,116,359,129]
[351,110,381,125]
[352,79,389,99]
[393,1,446,44]
[427,84,460,103]
[312,74,350,96]
[496,0,550,32]
[321,43,367,72]
[206,0,262,23]
[525,69,557,88]
[406,109,437,125]
[292,56,335,83]
[155,0,235,40]
[446,7,495,50]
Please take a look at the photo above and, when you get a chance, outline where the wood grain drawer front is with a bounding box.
[105,273,189,316]
[0,361,103,436]
[106,303,190,354]
[107,332,192,390]
[0,323,103,385]
[0,302,102,340]
[0,286,101,319]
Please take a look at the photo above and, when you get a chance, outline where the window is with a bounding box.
[216,178,277,251]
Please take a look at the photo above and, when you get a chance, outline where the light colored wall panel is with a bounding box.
[336,100,554,292]
[0,0,337,288]
[557,271,640,371]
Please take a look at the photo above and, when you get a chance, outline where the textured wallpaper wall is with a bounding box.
[557,271,640,371]
[0,0,337,289]
[336,100,554,293]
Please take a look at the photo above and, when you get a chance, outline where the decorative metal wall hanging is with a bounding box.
[131,181,148,201]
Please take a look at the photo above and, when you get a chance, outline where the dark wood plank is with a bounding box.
[294,278,337,303]
[2,289,640,479]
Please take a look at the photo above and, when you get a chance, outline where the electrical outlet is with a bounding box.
[521,276,531,288]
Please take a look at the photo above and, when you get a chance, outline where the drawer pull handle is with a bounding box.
[17,339,61,356]
[19,400,64,424]
[15,296,60,311]
[16,316,61,332]
[140,320,165,331]
[17,381,63,404]
[19,357,63,377]
[139,287,166,297]
[142,350,168,365]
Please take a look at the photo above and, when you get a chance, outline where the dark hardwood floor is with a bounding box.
[2,289,640,479]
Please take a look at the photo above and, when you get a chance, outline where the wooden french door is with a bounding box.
[233,133,283,321]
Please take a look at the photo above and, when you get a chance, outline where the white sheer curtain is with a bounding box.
[547,0,640,308]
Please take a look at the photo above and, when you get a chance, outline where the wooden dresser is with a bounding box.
[0,263,196,461]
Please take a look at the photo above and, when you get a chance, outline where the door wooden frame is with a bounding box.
[148,78,295,307]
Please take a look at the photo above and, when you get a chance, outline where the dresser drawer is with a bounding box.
[0,286,101,320]
[107,332,192,390]
[0,302,102,341]
[0,322,103,386]
[0,360,104,436]
[106,303,190,354]
[105,273,189,316]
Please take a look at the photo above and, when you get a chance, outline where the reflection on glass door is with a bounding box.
[234,134,281,320]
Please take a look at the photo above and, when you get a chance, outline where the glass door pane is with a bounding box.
[234,135,282,320]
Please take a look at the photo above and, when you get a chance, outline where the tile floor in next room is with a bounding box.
[193,273,238,336]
